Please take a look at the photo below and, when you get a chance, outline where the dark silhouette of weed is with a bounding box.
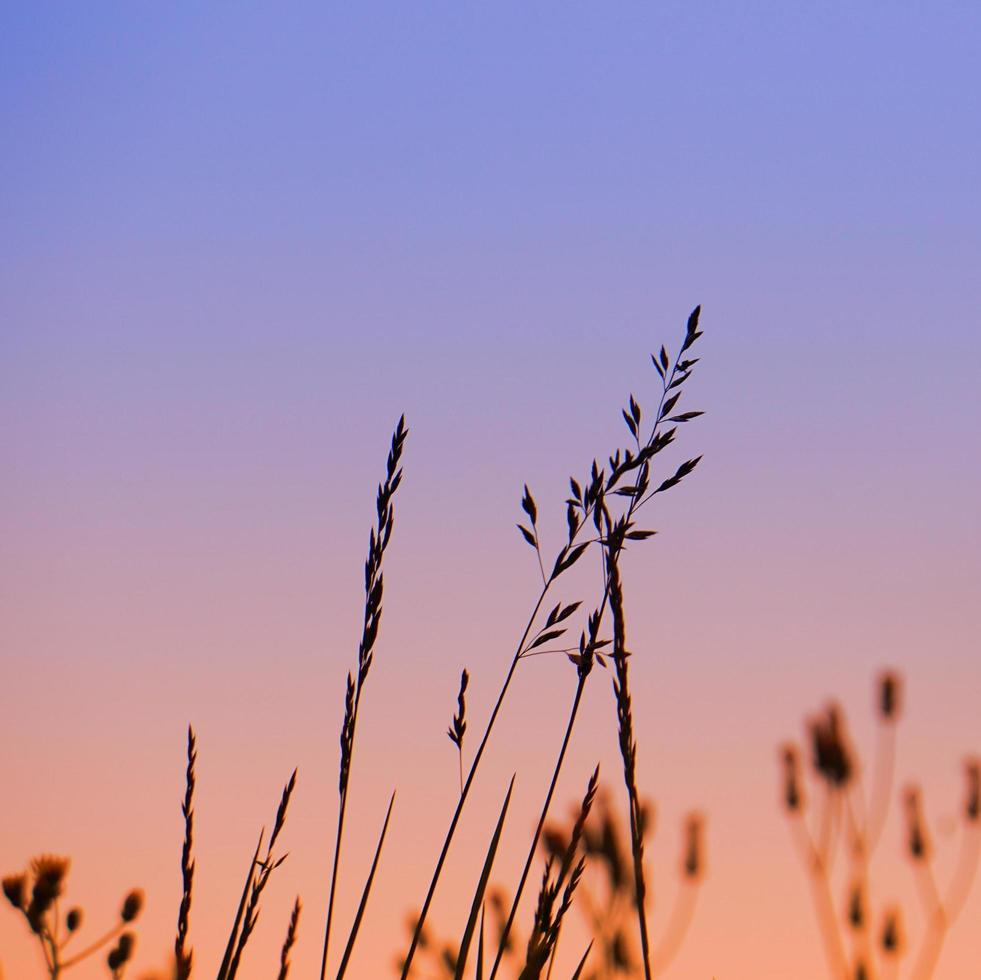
[3,310,706,980]
[2,857,144,979]
[780,671,980,980]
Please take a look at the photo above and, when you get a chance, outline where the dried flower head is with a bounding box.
[66,906,83,932]
[117,931,135,959]
[904,787,929,860]
[878,671,901,721]
[542,827,568,863]
[965,758,980,823]
[683,812,704,880]
[2,874,27,911]
[29,855,69,916]
[108,931,136,972]
[881,907,903,955]
[121,888,144,922]
[809,704,853,788]
[781,744,803,812]
[847,882,864,929]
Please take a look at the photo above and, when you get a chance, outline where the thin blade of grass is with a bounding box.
[475,906,485,980]
[454,776,516,980]
[488,682,588,980]
[334,790,397,980]
[569,941,593,980]
[216,830,264,980]
[322,417,408,980]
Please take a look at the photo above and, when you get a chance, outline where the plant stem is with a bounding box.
[400,584,550,978]
[488,675,587,980]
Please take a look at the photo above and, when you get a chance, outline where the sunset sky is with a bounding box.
[3,5,980,978]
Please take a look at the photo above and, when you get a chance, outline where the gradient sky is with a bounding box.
[2,4,980,979]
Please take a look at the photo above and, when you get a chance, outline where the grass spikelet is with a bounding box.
[224,769,297,980]
[276,898,301,980]
[515,769,597,980]
[448,668,469,794]
[321,416,408,980]
[401,309,705,978]
[175,726,195,980]
[605,534,653,980]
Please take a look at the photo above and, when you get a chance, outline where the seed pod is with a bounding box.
[120,889,144,922]
[878,671,901,721]
[2,875,27,911]
[881,907,903,955]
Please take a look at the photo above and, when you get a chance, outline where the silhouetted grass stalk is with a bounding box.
[335,791,396,980]
[487,676,591,980]
[606,536,653,980]
[223,769,296,980]
[321,416,407,980]
[175,726,195,980]
[276,898,300,980]
[402,308,704,978]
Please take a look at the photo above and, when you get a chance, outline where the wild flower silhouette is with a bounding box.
[2,858,144,978]
[780,671,980,980]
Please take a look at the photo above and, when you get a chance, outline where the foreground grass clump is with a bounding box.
[4,308,707,979]
[401,782,705,979]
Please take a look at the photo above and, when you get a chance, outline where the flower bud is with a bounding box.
[878,671,901,721]
[810,705,853,788]
[847,882,864,928]
[682,812,704,880]
[120,889,144,922]
[904,787,929,861]
[881,907,903,955]
[2,875,27,911]
[965,758,980,823]
[781,745,803,812]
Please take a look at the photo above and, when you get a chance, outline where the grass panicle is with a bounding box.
[604,523,653,979]
[277,897,301,980]
[175,726,195,980]
[448,668,470,794]
[224,769,297,980]
[321,416,408,980]
[4,315,713,980]
[515,770,597,980]
[401,309,705,978]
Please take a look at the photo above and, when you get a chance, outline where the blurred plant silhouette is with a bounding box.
[2,857,143,978]
[780,671,980,980]
[399,784,705,979]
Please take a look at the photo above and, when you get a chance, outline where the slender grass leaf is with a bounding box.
[454,776,516,980]
[570,942,593,980]
[216,831,264,980]
[335,791,397,980]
